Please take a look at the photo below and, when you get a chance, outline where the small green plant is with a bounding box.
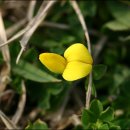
[81,99,120,130]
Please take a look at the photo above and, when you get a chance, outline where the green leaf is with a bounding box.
[47,82,64,95]
[99,107,114,122]
[38,91,51,110]
[110,125,121,130]
[113,65,130,88]
[79,1,97,17]
[90,99,103,119]
[93,64,107,80]
[107,122,121,130]
[103,20,129,31]
[114,119,130,129]
[81,108,96,128]
[107,1,130,27]
[11,77,22,94]
[25,119,48,130]
[12,60,61,83]
[91,83,97,98]
[98,124,109,130]
[119,35,130,42]
[116,79,130,108]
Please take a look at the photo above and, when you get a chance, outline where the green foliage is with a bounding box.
[107,1,130,28]
[79,0,97,17]
[26,81,69,111]
[81,99,120,130]
[103,1,130,31]
[99,107,114,122]
[90,99,103,119]
[82,108,96,126]
[98,124,109,130]
[12,60,61,83]
[93,64,107,80]
[25,119,48,130]
[103,20,129,31]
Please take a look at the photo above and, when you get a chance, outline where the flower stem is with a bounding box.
[70,0,92,109]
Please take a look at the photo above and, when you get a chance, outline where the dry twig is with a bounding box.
[0,11,10,92]
[0,89,14,98]
[27,0,36,21]
[70,114,81,126]
[70,1,91,53]
[0,110,18,129]
[70,0,92,109]
[6,18,27,38]
[28,108,41,121]
[57,114,81,130]
[0,20,69,49]
[0,26,28,48]
[16,1,56,64]
[41,21,70,30]
[12,80,26,125]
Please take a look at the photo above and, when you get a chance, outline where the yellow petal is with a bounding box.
[62,61,92,81]
[64,43,93,64]
[39,53,67,73]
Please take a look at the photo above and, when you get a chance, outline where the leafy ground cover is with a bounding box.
[0,0,130,129]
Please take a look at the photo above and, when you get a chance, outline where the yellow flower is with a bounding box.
[39,43,93,81]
